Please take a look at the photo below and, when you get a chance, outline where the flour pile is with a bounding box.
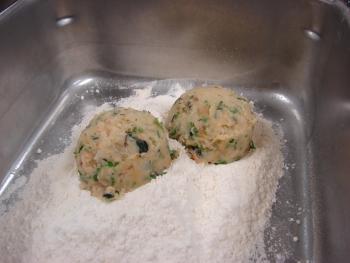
[0,83,284,263]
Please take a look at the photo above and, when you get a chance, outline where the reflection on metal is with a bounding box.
[273,93,292,104]
[0,172,14,196]
[304,29,321,41]
[73,78,94,87]
[272,93,302,122]
[1,0,350,261]
[56,16,75,27]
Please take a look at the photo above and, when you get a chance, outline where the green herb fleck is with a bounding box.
[188,144,204,157]
[154,118,164,130]
[156,130,161,138]
[199,117,209,123]
[171,112,180,122]
[249,140,256,150]
[185,100,193,111]
[126,132,149,153]
[93,168,101,181]
[78,170,88,182]
[103,159,119,167]
[228,138,238,149]
[189,122,199,138]
[169,127,178,138]
[169,149,178,160]
[91,135,99,140]
[103,193,114,199]
[111,176,116,186]
[76,145,84,154]
[136,139,149,153]
[214,159,227,165]
[237,97,247,101]
[229,107,239,114]
[132,127,144,133]
[216,101,225,110]
[149,171,166,179]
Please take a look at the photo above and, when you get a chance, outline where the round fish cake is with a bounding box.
[75,108,172,200]
[166,86,256,164]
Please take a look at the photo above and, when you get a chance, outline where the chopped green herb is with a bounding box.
[228,138,238,149]
[237,97,247,101]
[91,135,99,140]
[103,159,119,167]
[189,122,199,138]
[110,176,116,186]
[204,100,210,106]
[216,101,225,110]
[156,130,161,138]
[103,193,114,199]
[79,175,87,182]
[154,118,164,130]
[229,107,239,114]
[78,170,88,182]
[132,127,144,133]
[199,117,209,123]
[171,112,180,122]
[175,97,183,104]
[169,127,178,138]
[135,138,149,153]
[93,168,101,181]
[188,144,204,156]
[77,145,84,154]
[185,100,193,111]
[149,171,166,179]
[249,140,256,150]
[126,132,149,153]
[169,149,178,160]
[214,159,227,165]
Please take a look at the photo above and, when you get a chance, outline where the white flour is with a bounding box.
[0,84,284,263]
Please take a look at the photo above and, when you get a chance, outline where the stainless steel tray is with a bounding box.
[0,74,311,262]
[1,0,350,262]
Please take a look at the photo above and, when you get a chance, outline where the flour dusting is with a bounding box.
[0,83,284,263]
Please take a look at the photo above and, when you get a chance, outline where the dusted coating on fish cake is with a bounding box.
[75,108,172,201]
[166,86,256,164]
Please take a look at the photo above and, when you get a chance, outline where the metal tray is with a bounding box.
[0,0,350,262]
[0,74,310,262]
